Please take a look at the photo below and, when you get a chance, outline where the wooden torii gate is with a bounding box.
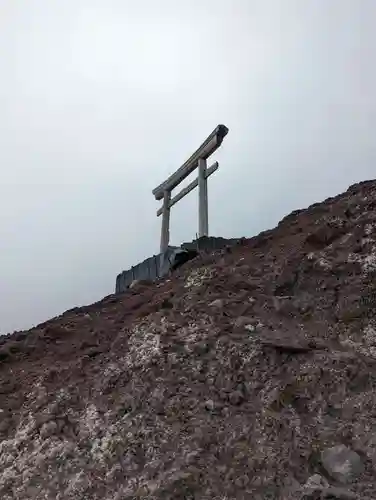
[152,124,229,253]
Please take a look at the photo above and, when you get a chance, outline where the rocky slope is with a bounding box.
[1,180,376,499]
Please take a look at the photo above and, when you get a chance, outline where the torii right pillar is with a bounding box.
[197,158,209,237]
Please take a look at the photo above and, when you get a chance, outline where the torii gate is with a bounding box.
[152,124,229,253]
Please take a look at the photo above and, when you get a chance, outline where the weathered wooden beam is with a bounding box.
[152,124,228,200]
[156,162,218,217]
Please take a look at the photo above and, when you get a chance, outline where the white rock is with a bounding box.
[209,299,224,308]
[304,473,329,490]
[321,445,364,483]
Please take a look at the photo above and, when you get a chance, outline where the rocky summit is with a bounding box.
[2,180,376,499]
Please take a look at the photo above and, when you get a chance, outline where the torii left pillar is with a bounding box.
[160,190,171,253]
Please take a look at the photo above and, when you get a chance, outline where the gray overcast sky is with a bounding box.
[0,0,375,334]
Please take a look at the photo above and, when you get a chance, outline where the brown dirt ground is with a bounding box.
[1,180,376,499]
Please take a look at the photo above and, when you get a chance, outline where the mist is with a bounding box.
[1,0,375,333]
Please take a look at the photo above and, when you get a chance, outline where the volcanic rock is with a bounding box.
[1,180,376,498]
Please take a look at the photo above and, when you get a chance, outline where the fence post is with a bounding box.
[198,158,208,237]
[160,190,171,253]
